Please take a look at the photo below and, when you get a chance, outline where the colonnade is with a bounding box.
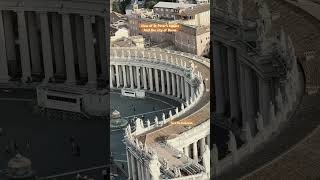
[0,9,106,85]
[126,148,152,180]
[213,40,273,134]
[110,64,195,101]
[182,135,210,163]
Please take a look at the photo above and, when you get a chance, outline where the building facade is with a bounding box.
[127,2,210,56]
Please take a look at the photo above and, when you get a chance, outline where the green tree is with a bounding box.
[145,0,158,9]
[112,1,122,13]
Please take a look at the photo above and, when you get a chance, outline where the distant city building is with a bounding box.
[111,28,145,48]
[153,2,196,20]
[127,1,210,56]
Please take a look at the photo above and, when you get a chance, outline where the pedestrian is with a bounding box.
[13,140,18,153]
[75,144,80,157]
[5,145,10,154]
[26,139,31,151]
[71,141,76,154]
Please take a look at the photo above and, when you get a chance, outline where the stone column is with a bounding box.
[144,164,150,180]
[17,11,32,82]
[3,11,17,75]
[259,78,271,125]
[239,64,248,127]
[0,11,9,82]
[244,67,255,132]
[51,13,65,76]
[166,71,171,95]
[126,66,130,85]
[148,68,153,91]
[130,154,137,180]
[155,69,160,92]
[126,149,132,179]
[143,67,147,90]
[39,12,54,82]
[171,72,176,96]
[137,160,142,180]
[129,65,134,88]
[83,15,97,86]
[136,66,141,89]
[140,163,145,180]
[122,65,127,87]
[213,41,226,114]
[176,74,181,98]
[200,138,206,155]
[181,76,185,99]
[62,13,76,84]
[96,16,107,81]
[193,141,198,162]
[191,86,195,99]
[115,65,120,87]
[185,145,190,157]
[185,81,190,101]
[27,12,42,75]
[74,15,87,78]
[161,70,165,94]
[227,46,241,120]
[110,65,114,88]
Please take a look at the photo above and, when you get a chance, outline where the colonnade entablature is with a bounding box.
[110,48,207,104]
[0,0,107,17]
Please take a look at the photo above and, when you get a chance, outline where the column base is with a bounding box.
[0,75,10,83]
[64,80,77,86]
[86,81,97,88]
[21,76,32,83]
[42,77,55,83]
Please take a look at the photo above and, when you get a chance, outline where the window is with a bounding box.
[161,8,164,11]
[171,9,174,12]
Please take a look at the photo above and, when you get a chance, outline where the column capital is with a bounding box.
[81,14,95,22]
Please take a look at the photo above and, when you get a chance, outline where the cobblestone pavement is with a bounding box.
[0,89,107,177]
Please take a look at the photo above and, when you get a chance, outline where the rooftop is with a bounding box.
[154,2,196,9]
[179,3,210,16]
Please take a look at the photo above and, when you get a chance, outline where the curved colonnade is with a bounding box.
[110,47,210,180]
[212,0,302,177]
